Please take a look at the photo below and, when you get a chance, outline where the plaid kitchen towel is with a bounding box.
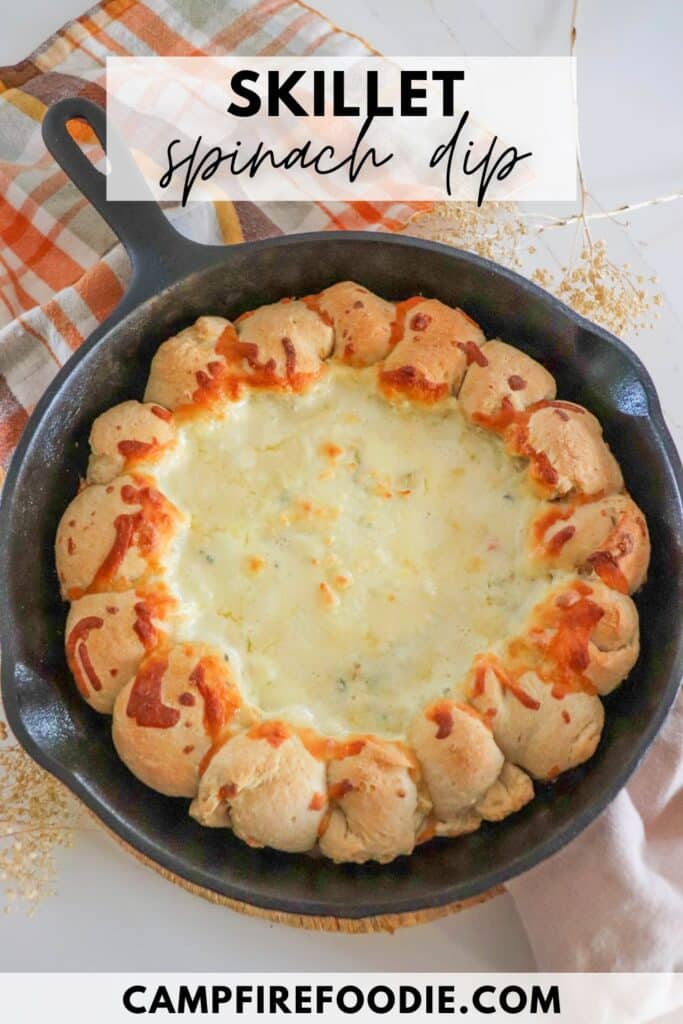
[0,0,428,471]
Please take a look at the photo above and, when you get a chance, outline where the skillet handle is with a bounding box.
[42,97,209,295]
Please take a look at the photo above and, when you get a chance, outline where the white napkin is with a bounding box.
[508,693,683,971]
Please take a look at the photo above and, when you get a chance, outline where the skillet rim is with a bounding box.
[1,230,682,919]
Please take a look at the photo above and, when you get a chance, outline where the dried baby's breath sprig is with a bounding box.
[406,201,662,338]
[405,0,669,339]
[528,192,683,233]
[531,0,664,335]
[0,717,82,914]
[531,240,661,338]
[405,201,529,269]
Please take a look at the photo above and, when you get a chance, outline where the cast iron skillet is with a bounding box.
[1,97,682,921]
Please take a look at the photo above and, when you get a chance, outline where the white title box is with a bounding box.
[104,57,577,204]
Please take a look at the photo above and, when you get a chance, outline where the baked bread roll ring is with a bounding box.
[55,281,650,863]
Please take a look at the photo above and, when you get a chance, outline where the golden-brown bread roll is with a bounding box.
[572,580,640,695]
[409,700,504,824]
[55,474,182,600]
[378,298,485,402]
[475,762,534,822]
[234,299,333,386]
[530,493,650,594]
[309,281,396,366]
[515,579,640,697]
[65,588,173,713]
[459,339,556,421]
[87,400,175,484]
[469,658,604,781]
[190,722,326,852]
[144,316,232,410]
[112,643,243,797]
[506,402,623,498]
[419,761,536,840]
[318,738,428,864]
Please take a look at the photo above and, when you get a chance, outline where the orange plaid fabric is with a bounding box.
[0,0,429,471]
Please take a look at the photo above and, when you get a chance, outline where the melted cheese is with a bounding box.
[156,365,566,737]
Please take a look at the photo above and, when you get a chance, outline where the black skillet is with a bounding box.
[1,96,682,922]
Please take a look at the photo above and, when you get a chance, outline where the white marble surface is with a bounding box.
[1,0,682,973]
